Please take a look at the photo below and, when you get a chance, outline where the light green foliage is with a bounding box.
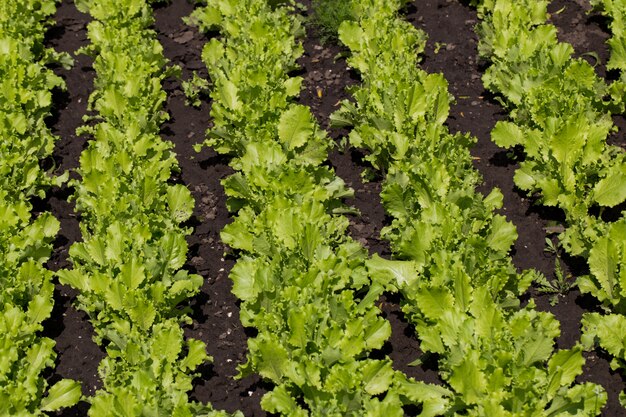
[182,72,210,107]
[474,0,626,412]
[591,0,626,74]
[474,0,626,259]
[0,0,70,199]
[333,0,606,414]
[580,219,626,312]
[189,0,450,415]
[478,0,626,258]
[0,195,81,415]
[583,313,626,372]
[586,10,626,345]
[582,313,626,406]
[0,0,80,414]
[57,0,236,415]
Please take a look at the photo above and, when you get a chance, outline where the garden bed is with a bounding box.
[42,0,625,415]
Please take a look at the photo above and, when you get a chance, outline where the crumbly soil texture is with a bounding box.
[42,0,625,416]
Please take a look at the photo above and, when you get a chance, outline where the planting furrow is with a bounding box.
[472,0,626,410]
[55,0,237,415]
[331,0,607,414]
[188,0,450,415]
[0,0,81,414]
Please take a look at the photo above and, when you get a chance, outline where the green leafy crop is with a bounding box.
[333,0,607,414]
[474,0,626,409]
[591,0,626,76]
[57,0,238,415]
[189,0,451,415]
[0,0,80,414]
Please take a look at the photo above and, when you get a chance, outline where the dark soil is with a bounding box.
[42,0,625,416]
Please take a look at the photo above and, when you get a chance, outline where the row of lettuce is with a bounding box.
[51,0,235,415]
[189,0,622,415]
[5,0,623,415]
[470,0,626,409]
[0,0,81,414]
[187,0,451,415]
[52,0,623,415]
[329,0,607,415]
